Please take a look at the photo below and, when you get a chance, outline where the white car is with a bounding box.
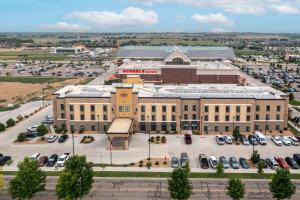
[287,136,300,146]
[56,153,70,167]
[27,125,39,132]
[29,152,40,161]
[271,136,283,146]
[224,135,233,144]
[280,136,292,146]
[208,156,218,168]
[215,135,225,145]
[47,135,58,143]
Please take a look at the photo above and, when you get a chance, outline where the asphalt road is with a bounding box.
[1,177,300,200]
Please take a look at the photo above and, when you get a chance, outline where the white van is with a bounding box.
[254,131,267,145]
[29,152,41,161]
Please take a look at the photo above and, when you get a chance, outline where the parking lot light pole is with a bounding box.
[252,131,255,155]
[97,114,100,134]
[265,116,268,135]
[147,116,150,160]
[42,88,45,108]
[200,116,203,135]
[72,131,75,156]
[232,116,235,132]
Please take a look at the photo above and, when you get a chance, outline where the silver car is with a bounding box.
[219,156,229,169]
[171,157,179,168]
[229,156,239,169]
[280,136,292,146]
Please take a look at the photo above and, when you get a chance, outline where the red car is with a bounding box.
[274,157,289,169]
[38,156,48,167]
[184,134,192,144]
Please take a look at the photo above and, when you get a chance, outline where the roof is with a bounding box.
[107,118,132,134]
[117,46,235,60]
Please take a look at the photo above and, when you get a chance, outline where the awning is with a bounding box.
[107,118,132,134]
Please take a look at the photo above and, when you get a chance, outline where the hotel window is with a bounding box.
[61,123,66,129]
[236,115,240,122]
[103,105,108,112]
[118,106,123,112]
[60,104,65,110]
[61,113,65,119]
[141,115,145,121]
[91,105,95,112]
[247,106,251,113]
[266,105,270,112]
[256,105,260,112]
[192,105,197,111]
[204,115,208,121]
[246,126,250,132]
[255,125,260,131]
[277,105,281,112]
[184,114,188,120]
[205,106,209,112]
[151,123,156,131]
[80,114,85,120]
[276,114,280,120]
[246,115,251,121]
[256,114,259,120]
[69,105,74,111]
[184,105,188,111]
[125,106,130,112]
[171,123,176,131]
[103,114,108,121]
[162,106,167,113]
[215,106,219,113]
[151,106,156,112]
[70,114,74,120]
[276,125,280,130]
[141,105,145,112]
[225,115,230,121]
[80,105,84,112]
[225,126,230,132]
[192,114,197,120]
[140,123,146,131]
[80,125,85,131]
[162,115,166,121]
[266,125,270,130]
[91,114,95,121]
[236,106,240,113]
[215,126,219,132]
[266,114,270,120]
[215,115,219,122]
[226,106,230,112]
[204,126,208,132]
[91,125,96,131]
[172,115,176,121]
[151,115,156,121]
[161,124,167,131]
[172,106,176,112]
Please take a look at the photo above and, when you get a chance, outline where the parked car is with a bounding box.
[239,157,250,169]
[274,157,290,169]
[265,158,280,169]
[271,136,283,146]
[29,152,41,161]
[248,135,258,145]
[208,156,218,169]
[27,125,39,133]
[280,136,292,146]
[254,131,267,145]
[180,152,189,167]
[293,154,300,165]
[224,136,233,144]
[219,156,229,169]
[171,157,179,168]
[56,153,70,167]
[0,156,11,166]
[38,156,48,167]
[259,159,268,168]
[58,135,69,143]
[184,134,192,144]
[229,157,239,169]
[239,135,250,145]
[199,154,209,169]
[215,135,225,145]
[41,116,54,124]
[46,154,58,167]
[47,135,58,143]
[285,157,300,169]
[287,136,300,146]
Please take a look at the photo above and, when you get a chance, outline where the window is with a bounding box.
[204,115,208,121]
[80,114,85,120]
[172,106,176,112]
[125,106,130,112]
[255,125,260,131]
[191,122,197,130]
[184,114,188,120]
[276,125,280,130]
[91,105,95,112]
[215,115,219,121]
[226,106,230,112]
[141,105,145,112]
[140,123,146,131]
[266,105,270,112]
[246,115,251,121]
[277,105,281,112]
[151,123,156,131]
[141,115,145,121]
[151,106,156,112]
[246,126,250,132]
[80,125,85,131]
[266,124,270,130]
[91,125,96,131]
[192,105,197,111]
[184,105,188,111]
[205,106,209,112]
[162,106,167,113]
[276,114,280,120]
[91,114,95,121]
[151,115,156,121]
[225,126,230,132]
[60,104,65,110]
[247,106,251,113]
[161,124,167,131]
[80,105,84,112]
[118,106,123,112]
[236,115,240,122]
[256,114,259,120]
[172,115,176,121]
[225,115,230,121]
[70,114,74,120]
[61,123,66,129]
[171,123,176,131]
[256,105,260,112]
[103,105,108,112]
[266,114,270,120]
[103,114,108,121]
[162,115,166,121]
[69,105,74,111]
[215,106,219,113]
[215,126,219,132]
[204,126,208,132]
[192,114,196,120]
[60,113,65,119]
[236,106,240,113]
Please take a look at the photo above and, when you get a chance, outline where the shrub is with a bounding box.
[130,162,135,166]
[155,161,160,165]
[17,133,26,142]
[0,123,5,132]
[63,128,68,134]
[24,115,29,118]
[139,163,143,167]
[139,160,144,164]
[156,136,160,140]
[55,128,62,134]
[16,115,23,121]
[250,150,260,164]
[6,118,16,127]
[161,136,166,143]
[79,130,84,134]
[163,161,167,165]
[146,162,152,169]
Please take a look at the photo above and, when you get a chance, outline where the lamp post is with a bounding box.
[200,116,203,135]
[147,116,150,160]
[97,114,100,134]
[265,115,268,135]
[42,88,45,108]
[108,137,112,165]
[72,130,75,156]
[232,116,235,132]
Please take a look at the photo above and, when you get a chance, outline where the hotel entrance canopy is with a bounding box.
[107,118,133,135]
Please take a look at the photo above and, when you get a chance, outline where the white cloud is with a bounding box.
[192,13,234,26]
[40,22,90,32]
[270,5,299,14]
[211,27,226,33]
[68,7,159,28]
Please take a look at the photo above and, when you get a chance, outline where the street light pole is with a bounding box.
[200,116,203,135]
[72,131,75,156]
[232,116,235,132]
[108,137,112,165]
[265,116,268,135]
[97,114,100,134]
[147,116,150,160]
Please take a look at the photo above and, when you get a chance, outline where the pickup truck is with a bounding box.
[56,153,70,167]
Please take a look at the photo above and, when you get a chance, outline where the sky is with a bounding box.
[0,0,300,33]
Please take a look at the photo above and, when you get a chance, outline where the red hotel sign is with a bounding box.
[120,69,159,74]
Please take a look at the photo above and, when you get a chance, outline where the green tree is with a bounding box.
[250,150,260,164]
[0,123,5,132]
[8,157,46,200]
[289,93,295,101]
[56,155,94,200]
[226,178,245,200]
[6,118,16,127]
[257,160,264,175]
[168,165,192,200]
[216,163,224,175]
[232,128,240,141]
[269,168,296,200]
[37,124,48,138]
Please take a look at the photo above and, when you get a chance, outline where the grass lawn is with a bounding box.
[0,51,70,61]
[0,76,73,84]
[288,124,300,136]
[292,107,300,112]
[234,49,268,56]
[290,100,300,106]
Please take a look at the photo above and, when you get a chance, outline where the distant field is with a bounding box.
[0,51,70,61]
[0,76,73,84]
[234,49,268,56]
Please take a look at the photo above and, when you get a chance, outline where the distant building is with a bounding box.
[52,47,84,54]
[285,54,300,62]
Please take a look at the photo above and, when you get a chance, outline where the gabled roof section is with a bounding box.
[164,46,191,63]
